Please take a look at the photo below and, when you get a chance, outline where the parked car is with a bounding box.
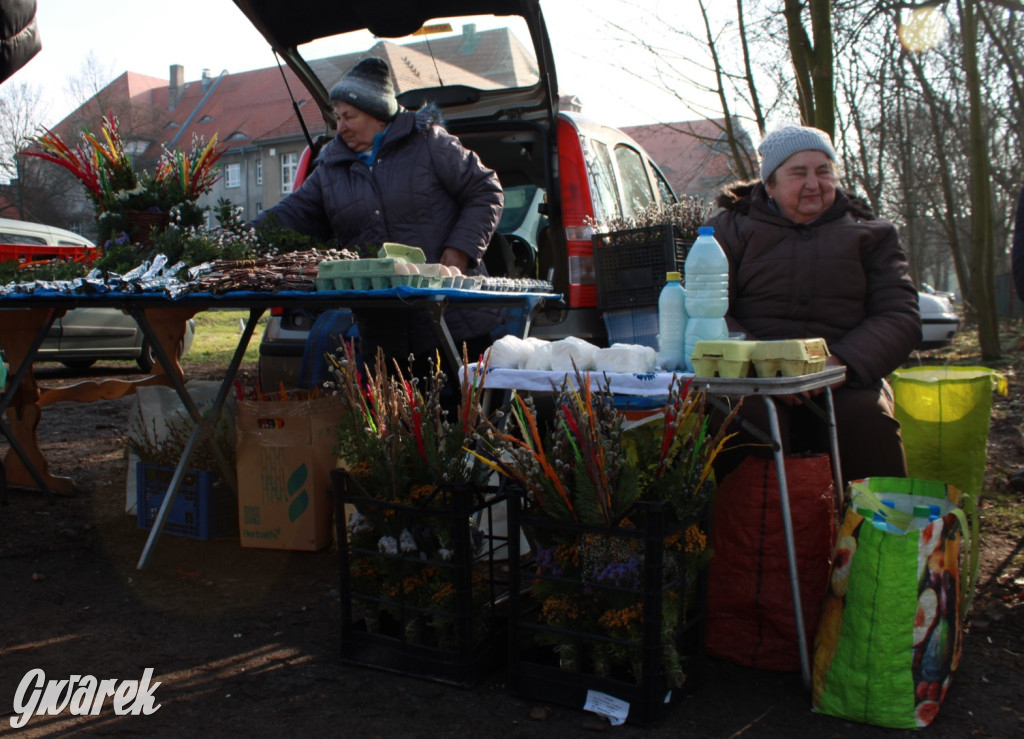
[35,307,197,372]
[920,282,959,304]
[0,216,96,251]
[918,290,960,349]
[233,0,679,389]
[0,218,195,371]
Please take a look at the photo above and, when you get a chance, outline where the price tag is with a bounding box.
[583,690,628,726]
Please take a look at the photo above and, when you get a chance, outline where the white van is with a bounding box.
[0,217,94,247]
[0,217,96,266]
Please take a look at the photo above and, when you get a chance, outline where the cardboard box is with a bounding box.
[236,394,343,550]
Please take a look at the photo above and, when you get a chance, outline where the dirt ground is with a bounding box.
[2,333,1023,738]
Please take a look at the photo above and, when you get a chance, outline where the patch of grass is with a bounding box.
[182,309,268,365]
[978,488,1024,538]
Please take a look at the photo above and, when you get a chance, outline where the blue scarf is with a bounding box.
[357,126,391,169]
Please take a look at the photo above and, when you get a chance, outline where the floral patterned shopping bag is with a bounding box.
[812,477,978,729]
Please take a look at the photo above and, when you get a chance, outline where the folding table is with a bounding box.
[0,286,557,568]
[463,363,846,688]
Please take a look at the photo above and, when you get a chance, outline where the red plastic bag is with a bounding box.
[705,454,836,671]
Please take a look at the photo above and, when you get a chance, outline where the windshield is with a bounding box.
[498,185,539,231]
[298,15,539,98]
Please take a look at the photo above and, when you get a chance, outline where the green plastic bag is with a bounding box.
[890,366,1006,498]
[812,477,978,728]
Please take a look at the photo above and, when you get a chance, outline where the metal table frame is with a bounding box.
[464,364,846,688]
[0,287,555,569]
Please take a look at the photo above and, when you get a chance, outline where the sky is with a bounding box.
[10,0,714,129]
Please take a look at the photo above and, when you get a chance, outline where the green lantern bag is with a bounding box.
[811,477,978,729]
[890,366,1006,498]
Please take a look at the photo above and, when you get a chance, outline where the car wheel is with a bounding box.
[60,359,97,370]
[137,338,185,373]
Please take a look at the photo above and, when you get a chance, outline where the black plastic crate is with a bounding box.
[136,463,237,540]
[593,224,694,310]
[331,469,509,686]
[507,495,706,726]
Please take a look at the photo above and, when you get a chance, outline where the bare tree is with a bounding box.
[783,0,836,136]
[0,81,81,225]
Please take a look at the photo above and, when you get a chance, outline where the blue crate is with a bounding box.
[136,463,237,540]
[602,307,658,349]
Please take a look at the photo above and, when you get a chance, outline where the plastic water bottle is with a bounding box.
[856,505,904,534]
[911,504,941,529]
[656,271,688,371]
[683,226,730,370]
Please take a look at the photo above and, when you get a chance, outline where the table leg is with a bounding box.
[763,395,812,689]
[0,309,71,496]
[823,387,845,519]
[136,307,265,570]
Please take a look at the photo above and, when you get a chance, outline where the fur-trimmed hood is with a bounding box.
[715,180,878,222]
[412,102,445,131]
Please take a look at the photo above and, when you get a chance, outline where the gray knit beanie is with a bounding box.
[758,125,836,181]
[329,57,398,121]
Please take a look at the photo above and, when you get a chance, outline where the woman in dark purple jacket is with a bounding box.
[707,125,921,484]
[256,57,504,368]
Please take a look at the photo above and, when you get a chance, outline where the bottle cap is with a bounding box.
[697,226,714,236]
[665,271,681,281]
[913,505,932,518]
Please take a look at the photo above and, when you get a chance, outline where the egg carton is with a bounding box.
[317,258,399,277]
[690,340,757,378]
[750,338,830,377]
[378,242,426,263]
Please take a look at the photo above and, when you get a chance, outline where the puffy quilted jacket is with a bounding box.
[706,182,921,387]
[0,0,41,83]
[257,104,504,342]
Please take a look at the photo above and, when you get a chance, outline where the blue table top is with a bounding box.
[0,286,562,309]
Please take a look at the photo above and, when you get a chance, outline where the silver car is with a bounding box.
[36,308,196,372]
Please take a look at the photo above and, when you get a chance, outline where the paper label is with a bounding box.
[583,690,628,726]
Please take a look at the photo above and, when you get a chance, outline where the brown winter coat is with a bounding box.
[705,182,921,388]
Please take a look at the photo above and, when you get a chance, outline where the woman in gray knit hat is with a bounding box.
[254,57,504,382]
[706,124,922,485]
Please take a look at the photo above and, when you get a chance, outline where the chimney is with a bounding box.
[201,68,212,90]
[169,64,184,110]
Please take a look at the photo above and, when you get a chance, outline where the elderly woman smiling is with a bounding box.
[706,125,922,484]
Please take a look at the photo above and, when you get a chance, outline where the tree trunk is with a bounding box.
[962,0,1002,359]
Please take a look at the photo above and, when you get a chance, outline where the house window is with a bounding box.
[223,163,241,189]
[281,152,298,193]
[255,158,263,186]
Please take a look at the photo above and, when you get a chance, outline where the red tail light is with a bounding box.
[270,306,285,316]
[294,145,315,190]
[557,118,597,308]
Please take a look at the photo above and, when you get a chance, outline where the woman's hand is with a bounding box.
[439,247,469,275]
[776,355,847,406]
